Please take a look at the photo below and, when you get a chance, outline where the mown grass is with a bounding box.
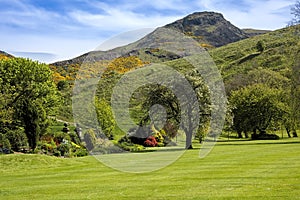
[1,138,300,200]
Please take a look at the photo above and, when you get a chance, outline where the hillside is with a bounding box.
[51,24,300,88]
[51,11,249,68]
[242,28,271,37]
[164,11,249,47]
[0,50,13,60]
[50,23,300,123]
[47,13,300,129]
[209,25,300,93]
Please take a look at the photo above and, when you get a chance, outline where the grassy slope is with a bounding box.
[209,25,300,80]
[1,138,300,200]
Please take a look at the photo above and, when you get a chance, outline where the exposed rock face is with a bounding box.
[164,11,249,47]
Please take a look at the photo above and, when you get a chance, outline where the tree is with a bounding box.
[290,55,300,137]
[0,58,59,150]
[230,84,287,138]
[256,41,265,53]
[289,0,300,26]
[133,70,211,149]
[95,98,116,139]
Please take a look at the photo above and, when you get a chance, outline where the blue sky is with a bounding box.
[0,0,296,63]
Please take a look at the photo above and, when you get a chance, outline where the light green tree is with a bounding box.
[95,98,116,139]
[230,84,287,138]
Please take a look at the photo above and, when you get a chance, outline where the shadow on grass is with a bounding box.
[214,139,300,146]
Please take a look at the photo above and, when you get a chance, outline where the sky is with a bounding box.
[0,0,296,63]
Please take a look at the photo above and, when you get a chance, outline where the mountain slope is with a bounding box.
[210,25,299,75]
[51,11,250,67]
[242,29,271,37]
[50,12,300,95]
[208,25,300,93]
[164,11,249,47]
[0,50,14,59]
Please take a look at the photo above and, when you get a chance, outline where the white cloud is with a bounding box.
[197,0,295,29]
[0,0,297,63]
[68,8,182,31]
[1,33,101,63]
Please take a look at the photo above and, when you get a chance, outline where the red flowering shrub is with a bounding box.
[143,136,158,147]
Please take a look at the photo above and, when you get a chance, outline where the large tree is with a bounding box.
[133,70,211,149]
[0,58,59,149]
[230,84,287,138]
[290,55,300,137]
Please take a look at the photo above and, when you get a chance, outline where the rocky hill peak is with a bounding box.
[164,11,249,47]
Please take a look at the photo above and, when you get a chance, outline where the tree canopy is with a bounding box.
[229,84,288,138]
[0,58,59,150]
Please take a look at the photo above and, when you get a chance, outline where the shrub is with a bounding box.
[0,133,12,154]
[0,133,11,150]
[57,143,71,157]
[251,133,280,140]
[144,136,158,147]
[5,129,28,151]
[73,148,88,157]
[116,142,144,152]
[256,40,265,52]
[54,132,65,145]
[154,131,164,143]
[117,135,145,152]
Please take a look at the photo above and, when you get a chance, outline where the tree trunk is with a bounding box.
[286,127,291,138]
[237,131,243,138]
[259,129,266,135]
[244,131,249,138]
[26,132,37,150]
[292,130,298,137]
[185,131,193,149]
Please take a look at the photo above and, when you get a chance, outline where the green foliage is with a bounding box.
[57,80,69,91]
[256,40,265,52]
[226,68,291,94]
[5,128,27,151]
[117,135,145,152]
[0,133,11,150]
[0,58,60,150]
[230,84,288,137]
[95,98,115,139]
[36,128,87,157]
[291,57,300,124]
[117,134,146,151]
[50,24,300,147]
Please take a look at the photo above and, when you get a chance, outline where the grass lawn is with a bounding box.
[1,138,300,200]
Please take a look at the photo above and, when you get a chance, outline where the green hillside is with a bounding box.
[210,25,300,85]
[51,25,300,144]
